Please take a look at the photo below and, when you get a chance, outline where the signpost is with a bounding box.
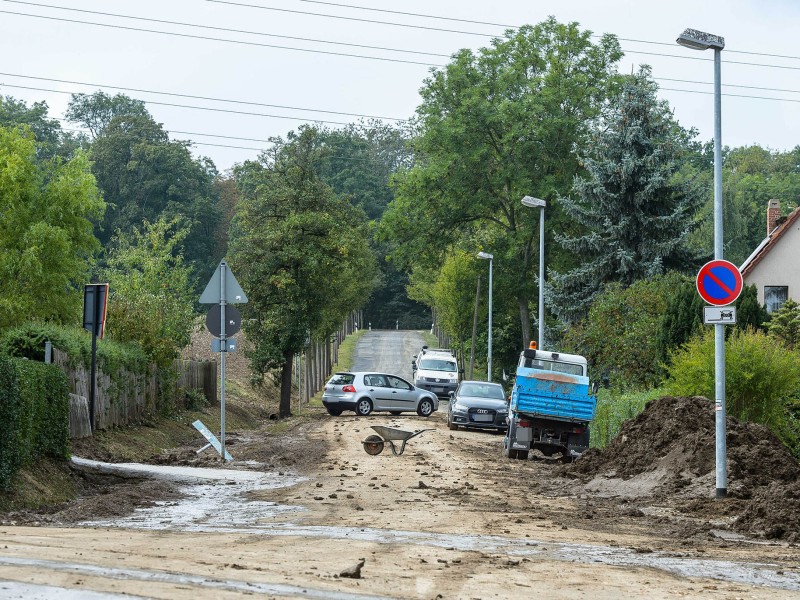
[696,259,743,306]
[83,283,109,432]
[696,259,742,500]
[199,260,247,461]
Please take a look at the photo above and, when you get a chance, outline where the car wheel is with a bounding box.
[389,411,402,416]
[417,398,434,417]
[355,398,373,416]
[326,408,343,416]
[447,412,458,430]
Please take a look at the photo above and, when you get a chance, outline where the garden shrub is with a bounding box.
[666,328,800,454]
[0,356,69,489]
[590,386,665,448]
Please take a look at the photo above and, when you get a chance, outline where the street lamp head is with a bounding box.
[521,195,546,208]
[477,251,493,260]
[676,28,725,51]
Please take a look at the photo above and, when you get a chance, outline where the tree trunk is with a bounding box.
[279,348,294,418]
[518,295,531,350]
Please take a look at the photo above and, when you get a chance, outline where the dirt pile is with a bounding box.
[568,396,800,542]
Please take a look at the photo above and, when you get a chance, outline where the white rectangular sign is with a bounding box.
[704,306,737,325]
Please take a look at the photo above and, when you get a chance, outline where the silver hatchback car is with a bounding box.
[322,372,439,417]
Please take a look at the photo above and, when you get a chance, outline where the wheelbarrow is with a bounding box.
[362,425,434,456]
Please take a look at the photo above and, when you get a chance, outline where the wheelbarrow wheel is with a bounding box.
[363,434,385,455]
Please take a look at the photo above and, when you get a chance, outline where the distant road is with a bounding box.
[351,330,426,380]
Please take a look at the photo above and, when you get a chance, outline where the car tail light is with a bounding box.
[341,385,356,393]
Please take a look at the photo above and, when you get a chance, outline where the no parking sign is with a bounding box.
[696,260,743,307]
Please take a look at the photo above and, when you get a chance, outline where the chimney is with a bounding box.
[767,199,781,236]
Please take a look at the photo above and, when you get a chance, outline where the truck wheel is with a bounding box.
[516,450,529,460]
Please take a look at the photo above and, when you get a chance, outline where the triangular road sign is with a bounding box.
[199,260,248,304]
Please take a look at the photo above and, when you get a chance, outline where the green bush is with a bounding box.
[1,322,148,374]
[0,355,23,488]
[0,356,70,490]
[666,328,800,453]
[590,386,665,448]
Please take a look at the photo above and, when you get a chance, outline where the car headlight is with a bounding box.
[452,403,468,413]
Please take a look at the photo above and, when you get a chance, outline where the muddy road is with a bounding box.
[1,330,799,599]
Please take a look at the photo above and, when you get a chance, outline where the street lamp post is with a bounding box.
[522,196,547,349]
[477,252,493,382]
[677,27,727,499]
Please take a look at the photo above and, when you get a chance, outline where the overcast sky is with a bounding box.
[2,0,799,172]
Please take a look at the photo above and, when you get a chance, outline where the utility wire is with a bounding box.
[296,0,800,61]
[0,8,443,67]
[203,0,492,37]
[1,0,449,58]
[655,77,800,95]
[6,2,800,72]
[0,83,355,125]
[0,72,406,121]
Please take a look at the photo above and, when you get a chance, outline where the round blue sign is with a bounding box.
[696,260,743,306]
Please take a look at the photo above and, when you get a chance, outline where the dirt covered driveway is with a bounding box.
[1,400,799,599]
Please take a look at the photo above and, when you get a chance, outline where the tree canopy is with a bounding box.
[381,17,623,346]
[0,125,104,328]
[229,126,378,416]
[549,67,704,321]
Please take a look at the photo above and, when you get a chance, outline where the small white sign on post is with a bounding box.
[704,306,737,325]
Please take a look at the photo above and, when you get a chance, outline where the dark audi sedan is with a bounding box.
[447,380,508,432]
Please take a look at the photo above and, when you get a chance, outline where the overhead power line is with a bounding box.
[0,83,355,125]
[0,72,406,121]
[6,1,800,72]
[1,0,448,58]
[294,0,800,61]
[0,7,443,67]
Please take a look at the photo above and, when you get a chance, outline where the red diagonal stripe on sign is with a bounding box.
[706,269,734,295]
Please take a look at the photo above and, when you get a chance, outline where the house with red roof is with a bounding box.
[740,199,800,313]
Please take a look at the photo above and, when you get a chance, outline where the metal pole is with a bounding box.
[713,47,727,499]
[220,263,227,460]
[487,258,493,382]
[538,205,545,350]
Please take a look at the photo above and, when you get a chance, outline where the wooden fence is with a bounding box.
[53,349,216,436]
[296,309,362,404]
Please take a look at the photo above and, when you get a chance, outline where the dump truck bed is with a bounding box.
[511,369,595,423]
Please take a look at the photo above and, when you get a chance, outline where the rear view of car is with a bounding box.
[321,372,358,416]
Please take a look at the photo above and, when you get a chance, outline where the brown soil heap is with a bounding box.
[569,396,800,542]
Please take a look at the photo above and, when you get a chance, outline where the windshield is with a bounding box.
[419,358,457,372]
[458,383,505,400]
[520,358,585,376]
[328,373,355,385]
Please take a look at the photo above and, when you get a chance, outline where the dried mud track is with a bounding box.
[2,409,799,599]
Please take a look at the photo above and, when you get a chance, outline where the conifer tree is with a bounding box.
[767,298,800,349]
[549,66,704,321]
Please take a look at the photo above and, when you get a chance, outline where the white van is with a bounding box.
[411,346,459,399]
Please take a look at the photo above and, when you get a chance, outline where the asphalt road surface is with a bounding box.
[351,329,426,380]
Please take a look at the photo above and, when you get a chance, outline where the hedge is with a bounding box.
[0,355,70,490]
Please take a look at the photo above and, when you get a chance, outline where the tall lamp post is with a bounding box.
[677,27,727,499]
[521,196,547,349]
[477,252,493,382]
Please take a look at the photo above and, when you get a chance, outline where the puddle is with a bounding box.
[75,459,800,592]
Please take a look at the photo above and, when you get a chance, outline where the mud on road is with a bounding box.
[2,395,800,599]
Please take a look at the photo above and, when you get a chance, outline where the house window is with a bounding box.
[764,286,788,314]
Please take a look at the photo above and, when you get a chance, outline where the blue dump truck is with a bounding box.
[503,343,597,461]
